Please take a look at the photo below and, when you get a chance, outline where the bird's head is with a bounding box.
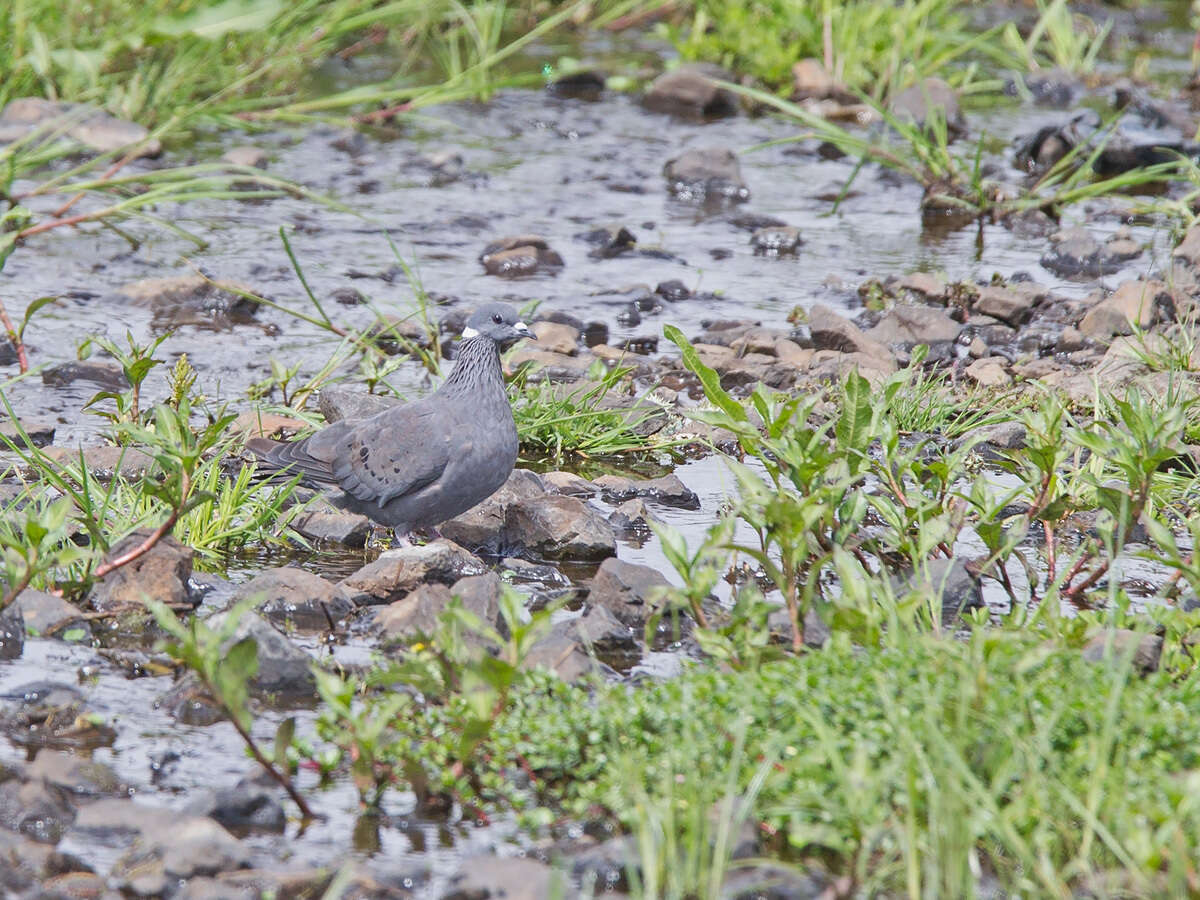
[462,302,535,348]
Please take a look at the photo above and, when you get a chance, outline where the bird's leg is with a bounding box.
[390,527,414,548]
[366,524,401,551]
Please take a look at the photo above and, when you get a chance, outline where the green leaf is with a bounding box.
[18,295,58,341]
[663,323,747,423]
[150,0,286,39]
[274,717,295,772]
[836,370,872,461]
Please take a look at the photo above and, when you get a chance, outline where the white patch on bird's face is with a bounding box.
[462,326,480,338]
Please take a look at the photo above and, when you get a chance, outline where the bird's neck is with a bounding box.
[441,336,503,395]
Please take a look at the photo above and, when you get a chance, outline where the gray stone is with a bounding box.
[663,147,749,203]
[43,445,156,480]
[522,628,606,682]
[41,359,127,390]
[89,531,193,612]
[644,63,738,119]
[221,146,269,169]
[720,863,829,899]
[588,558,671,626]
[375,572,502,640]
[340,540,487,605]
[892,558,984,623]
[807,304,892,358]
[12,590,92,641]
[891,77,964,134]
[507,347,595,381]
[117,274,257,318]
[1041,227,1142,277]
[231,567,355,632]
[0,97,160,156]
[293,509,372,548]
[1082,629,1162,674]
[185,775,286,834]
[0,604,22,660]
[540,471,597,497]
[609,498,653,533]
[205,610,316,696]
[443,856,567,900]
[973,285,1037,327]
[506,495,616,561]
[0,777,75,843]
[865,305,961,345]
[530,321,579,355]
[27,750,127,797]
[1078,279,1172,338]
[0,417,54,447]
[479,235,563,277]
[440,469,548,551]
[964,357,1011,388]
[593,473,699,509]
[750,226,802,255]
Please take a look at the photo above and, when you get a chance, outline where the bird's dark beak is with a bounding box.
[515,321,536,340]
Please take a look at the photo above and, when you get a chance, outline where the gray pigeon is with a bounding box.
[247,302,533,533]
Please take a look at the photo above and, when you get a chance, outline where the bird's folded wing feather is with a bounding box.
[328,403,452,506]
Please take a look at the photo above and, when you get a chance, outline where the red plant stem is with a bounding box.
[0,298,29,373]
[225,705,316,820]
[1043,519,1056,585]
[354,102,413,124]
[92,471,189,580]
[50,148,139,219]
[17,209,99,239]
[0,569,32,612]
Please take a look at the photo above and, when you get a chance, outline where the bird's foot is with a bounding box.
[366,525,411,550]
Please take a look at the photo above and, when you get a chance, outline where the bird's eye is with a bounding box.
[491,313,503,324]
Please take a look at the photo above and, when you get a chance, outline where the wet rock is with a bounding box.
[593,473,699,509]
[750,225,802,255]
[541,471,597,497]
[895,273,948,302]
[319,385,399,423]
[479,235,564,278]
[507,495,616,561]
[43,444,156,480]
[375,572,502,641]
[27,749,126,798]
[41,359,127,390]
[530,320,579,355]
[609,498,653,534]
[807,304,892,358]
[968,421,1028,455]
[230,410,307,440]
[367,315,436,356]
[522,625,611,682]
[0,829,61,889]
[572,603,639,661]
[1078,279,1172,339]
[11,589,92,641]
[644,63,739,119]
[565,835,637,893]
[186,775,286,834]
[893,558,984,624]
[89,530,193,613]
[806,349,896,384]
[578,223,638,259]
[117,273,260,325]
[791,58,855,104]
[588,557,670,626]
[0,681,116,752]
[440,469,547,550]
[1172,222,1200,271]
[964,357,1012,388]
[231,567,355,632]
[656,279,692,302]
[550,68,607,100]
[1041,227,1142,278]
[663,147,749,204]
[67,798,250,888]
[891,77,964,137]
[293,508,372,548]
[341,540,488,605]
[0,417,54,447]
[0,97,160,156]
[160,675,227,726]
[972,285,1038,327]
[0,604,22,660]
[206,610,316,696]
[767,606,832,650]
[0,776,76,844]
[222,146,269,169]
[721,863,829,899]
[1082,629,1162,674]
[865,305,961,345]
[508,347,595,381]
[1012,111,1098,175]
[0,336,17,367]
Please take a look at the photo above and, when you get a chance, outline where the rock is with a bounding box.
[186,775,286,834]
[522,626,612,682]
[592,473,699,510]
[293,509,371,548]
[656,279,693,302]
[0,681,116,753]
[1172,223,1200,270]
[973,285,1037,327]
[318,386,399,423]
[0,776,76,843]
[964,357,1012,388]
[566,835,637,893]
[891,77,964,136]
[375,572,502,640]
[572,603,639,660]
[0,604,22,660]
[1078,279,1172,338]
[806,349,897,383]
[230,410,307,440]
[340,540,488,605]
[663,147,749,204]
[808,304,891,358]
[588,557,671,626]
[230,567,355,632]
[221,146,269,169]
[750,226,802,255]
[1041,227,1142,278]
[609,498,653,533]
[479,235,563,277]
[27,749,127,797]
[0,97,160,156]
[0,417,54,447]
[1082,629,1162,674]
[41,359,127,390]
[865,306,961,345]
[530,321,579,355]
[117,273,259,325]
[205,611,316,696]
[643,64,738,119]
[506,495,617,561]
[1013,111,1097,175]
[720,863,829,899]
[441,469,548,550]
[892,558,984,624]
[791,58,854,103]
[0,829,60,886]
[11,589,91,641]
[89,531,194,612]
[541,471,597,497]
[896,272,948,301]
[550,68,607,100]
[507,347,595,381]
[43,445,156,480]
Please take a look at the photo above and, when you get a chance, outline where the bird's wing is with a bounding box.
[246,421,353,487]
[328,402,453,506]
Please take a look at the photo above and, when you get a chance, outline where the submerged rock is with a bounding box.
[0,417,54,447]
[204,611,316,696]
[890,77,964,137]
[11,590,92,642]
[41,360,127,390]
[186,774,286,835]
[663,147,749,204]
[750,225,802,255]
[117,273,260,328]
[231,567,355,632]
[643,63,739,119]
[479,235,564,278]
[0,605,22,661]
[892,558,984,624]
[592,473,699,509]
[1041,227,1142,278]
[0,97,160,157]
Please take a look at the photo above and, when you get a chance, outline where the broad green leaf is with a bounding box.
[663,323,747,423]
[151,0,286,39]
